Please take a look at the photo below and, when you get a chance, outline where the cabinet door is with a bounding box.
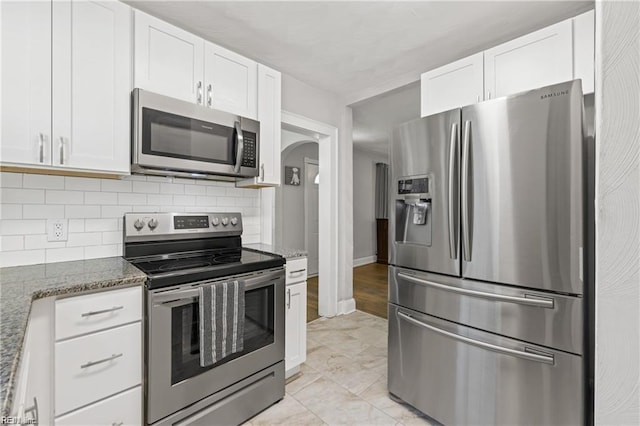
[204,42,257,119]
[52,0,131,173]
[285,282,307,372]
[421,52,483,117]
[134,10,204,104]
[1,1,52,165]
[573,10,594,94]
[484,21,573,99]
[256,64,281,185]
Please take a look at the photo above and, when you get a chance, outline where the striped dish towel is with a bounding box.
[199,280,245,367]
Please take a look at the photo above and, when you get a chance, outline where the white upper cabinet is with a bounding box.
[1,1,52,166]
[420,53,484,117]
[573,10,595,94]
[204,42,258,119]
[53,0,131,173]
[484,21,573,99]
[237,64,282,188]
[134,10,204,104]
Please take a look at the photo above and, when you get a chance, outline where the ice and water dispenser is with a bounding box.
[395,176,432,246]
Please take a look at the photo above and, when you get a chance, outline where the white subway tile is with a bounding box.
[173,195,196,206]
[101,205,132,218]
[0,249,45,267]
[101,179,132,192]
[65,176,101,191]
[205,186,227,196]
[84,244,119,259]
[132,181,160,194]
[45,190,83,205]
[2,188,44,204]
[195,180,219,186]
[66,232,102,247]
[65,205,101,218]
[1,172,23,188]
[242,234,260,244]
[46,247,84,263]
[0,235,24,251]
[85,218,118,232]
[23,174,64,189]
[102,230,122,244]
[217,197,235,207]
[85,191,117,205]
[24,234,66,250]
[144,206,161,212]
[68,219,85,233]
[1,220,46,235]
[118,193,148,205]
[1,205,23,219]
[146,176,173,183]
[160,183,184,194]
[23,204,65,219]
[160,205,184,212]
[147,194,173,205]
[184,185,206,195]
[173,177,197,185]
[122,175,147,181]
[196,196,217,206]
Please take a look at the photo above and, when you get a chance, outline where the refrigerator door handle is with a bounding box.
[462,120,472,262]
[448,122,458,260]
[397,311,555,364]
[397,272,555,308]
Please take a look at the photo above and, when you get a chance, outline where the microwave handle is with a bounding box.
[234,121,244,173]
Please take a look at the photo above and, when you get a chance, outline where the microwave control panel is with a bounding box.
[241,131,257,168]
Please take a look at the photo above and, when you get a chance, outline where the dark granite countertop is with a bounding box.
[0,257,146,415]
[244,243,307,260]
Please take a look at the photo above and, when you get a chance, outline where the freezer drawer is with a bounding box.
[388,304,583,426]
[389,266,583,354]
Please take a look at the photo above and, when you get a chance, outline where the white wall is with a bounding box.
[0,172,261,267]
[279,142,318,251]
[594,1,640,424]
[352,147,388,262]
[281,73,354,308]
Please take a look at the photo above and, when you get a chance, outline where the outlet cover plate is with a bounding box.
[47,219,68,242]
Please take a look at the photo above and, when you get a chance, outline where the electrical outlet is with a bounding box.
[47,219,68,242]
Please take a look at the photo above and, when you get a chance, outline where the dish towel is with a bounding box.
[199,280,245,367]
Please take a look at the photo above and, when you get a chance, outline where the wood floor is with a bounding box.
[305,263,388,322]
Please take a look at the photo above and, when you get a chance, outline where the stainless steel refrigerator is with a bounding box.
[388,80,588,425]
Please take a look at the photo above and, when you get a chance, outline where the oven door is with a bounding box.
[147,268,284,424]
[133,89,259,178]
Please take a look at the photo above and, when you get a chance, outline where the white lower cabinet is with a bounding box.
[285,256,308,377]
[55,386,141,426]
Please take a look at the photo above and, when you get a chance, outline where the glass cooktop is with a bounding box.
[131,248,285,289]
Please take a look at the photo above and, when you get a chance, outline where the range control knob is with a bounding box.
[230,217,238,226]
[221,217,229,227]
[211,217,220,227]
[148,218,158,230]
[133,219,145,231]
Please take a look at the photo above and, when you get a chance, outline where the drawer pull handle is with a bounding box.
[80,353,123,369]
[289,269,306,275]
[112,422,124,426]
[81,306,124,317]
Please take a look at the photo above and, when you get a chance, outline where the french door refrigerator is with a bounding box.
[388,80,588,425]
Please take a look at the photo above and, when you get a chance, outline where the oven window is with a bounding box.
[171,285,275,385]
[142,108,235,165]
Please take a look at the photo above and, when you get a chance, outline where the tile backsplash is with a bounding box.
[0,172,261,267]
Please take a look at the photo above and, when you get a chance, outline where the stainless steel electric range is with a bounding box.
[123,212,285,426]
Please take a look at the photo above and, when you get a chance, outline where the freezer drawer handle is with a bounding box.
[397,311,555,365]
[397,272,554,309]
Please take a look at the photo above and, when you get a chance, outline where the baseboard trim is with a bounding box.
[353,256,376,267]
[338,298,356,315]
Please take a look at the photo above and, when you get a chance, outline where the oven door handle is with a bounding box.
[153,268,283,305]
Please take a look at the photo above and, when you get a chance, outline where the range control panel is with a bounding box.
[124,212,243,240]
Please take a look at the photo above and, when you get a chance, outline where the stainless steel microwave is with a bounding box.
[132,89,259,180]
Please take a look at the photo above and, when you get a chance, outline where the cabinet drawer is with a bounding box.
[285,257,307,284]
[55,322,142,416]
[56,286,142,340]
[56,386,141,425]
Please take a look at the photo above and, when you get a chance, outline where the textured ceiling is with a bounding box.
[128,1,593,102]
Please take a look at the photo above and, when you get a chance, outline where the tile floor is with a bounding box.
[245,310,433,425]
